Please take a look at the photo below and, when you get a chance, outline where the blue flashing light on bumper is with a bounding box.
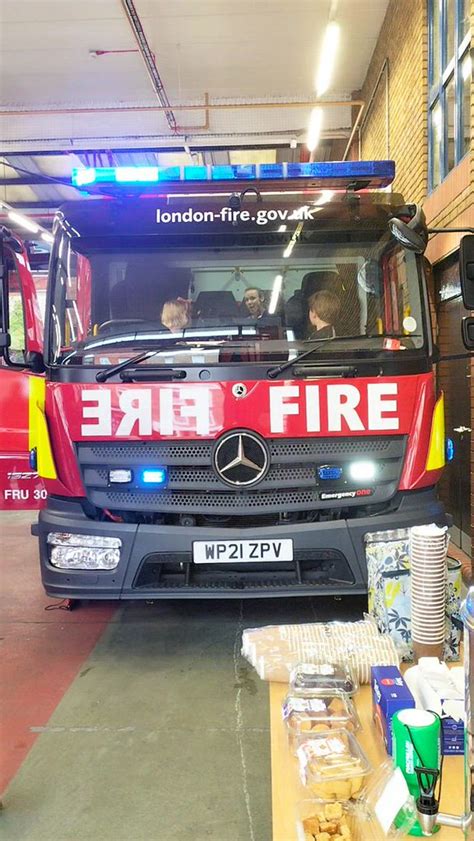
[318,466,343,481]
[141,468,168,486]
[72,160,395,190]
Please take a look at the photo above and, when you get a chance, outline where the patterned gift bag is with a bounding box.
[365,531,462,661]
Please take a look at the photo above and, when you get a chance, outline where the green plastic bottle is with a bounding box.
[392,708,441,836]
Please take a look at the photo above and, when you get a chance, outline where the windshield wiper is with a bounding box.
[94,336,223,382]
[267,333,421,379]
[96,349,162,382]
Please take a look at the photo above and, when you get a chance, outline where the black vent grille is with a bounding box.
[90,487,321,514]
[133,549,355,591]
[270,438,393,457]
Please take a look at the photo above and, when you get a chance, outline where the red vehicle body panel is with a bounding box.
[41,372,441,500]
[0,243,45,510]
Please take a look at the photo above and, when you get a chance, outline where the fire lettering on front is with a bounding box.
[79,382,400,438]
[80,388,211,437]
[268,383,399,433]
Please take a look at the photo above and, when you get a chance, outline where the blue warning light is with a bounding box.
[71,160,395,190]
[318,466,343,481]
[141,468,168,486]
[446,438,455,462]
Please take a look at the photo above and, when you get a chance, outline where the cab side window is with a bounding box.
[6,253,26,364]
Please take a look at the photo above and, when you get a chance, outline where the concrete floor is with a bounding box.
[0,511,368,841]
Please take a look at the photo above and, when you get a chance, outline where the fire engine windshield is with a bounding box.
[48,195,428,367]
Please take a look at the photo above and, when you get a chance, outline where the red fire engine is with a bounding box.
[1,160,470,599]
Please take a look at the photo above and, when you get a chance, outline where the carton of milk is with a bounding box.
[371,666,416,755]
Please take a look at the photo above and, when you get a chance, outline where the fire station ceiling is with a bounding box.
[0,0,390,223]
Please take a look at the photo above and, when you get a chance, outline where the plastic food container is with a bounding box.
[296,795,417,841]
[290,662,359,697]
[283,692,361,753]
[297,730,371,800]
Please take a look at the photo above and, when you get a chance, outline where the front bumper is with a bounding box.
[36,490,448,599]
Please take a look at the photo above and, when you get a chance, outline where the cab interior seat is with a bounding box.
[108,266,191,323]
[193,291,240,320]
[109,269,163,322]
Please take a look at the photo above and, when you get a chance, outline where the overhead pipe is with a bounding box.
[342,102,365,160]
[119,0,209,134]
[120,0,177,132]
[0,98,364,118]
[0,129,352,162]
[357,58,390,160]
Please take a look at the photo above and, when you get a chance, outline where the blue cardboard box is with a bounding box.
[442,717,464,755]
[371,666,416,755]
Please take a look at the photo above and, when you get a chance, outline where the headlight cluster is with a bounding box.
[47,533,121,570]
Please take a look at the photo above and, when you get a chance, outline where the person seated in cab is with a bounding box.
[243,287,267,319]
[161,299,191,332]
[307,290,341,339]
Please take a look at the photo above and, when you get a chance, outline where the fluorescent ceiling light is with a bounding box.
[316,21,340,96]
[41,231,54,244]
[307,107,323,153]
[268,274,283,314]
[8,211,39,234]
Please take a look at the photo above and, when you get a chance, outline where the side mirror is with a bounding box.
[462,316,474,350]
[460,235,474,309]
[389,206,428,254]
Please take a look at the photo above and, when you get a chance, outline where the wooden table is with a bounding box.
[271,681,464,841]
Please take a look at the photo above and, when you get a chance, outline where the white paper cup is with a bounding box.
[412,636,445,646]
[412,629,446,638]
[412,630,445,641]
[412,610,446,619]
[411,585,446,591]
[411,594,446,604]
[412,616,446,624]
[412,616,446,626]
[412,625,446,636]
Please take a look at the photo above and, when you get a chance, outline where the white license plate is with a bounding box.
[193,539,293,564]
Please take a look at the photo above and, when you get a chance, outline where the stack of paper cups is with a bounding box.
[410,524,449,660]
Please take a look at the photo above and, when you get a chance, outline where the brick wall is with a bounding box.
[357,0,473,560]
[357,0,428,202]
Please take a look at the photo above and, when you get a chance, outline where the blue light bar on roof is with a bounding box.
[71,160,395,190]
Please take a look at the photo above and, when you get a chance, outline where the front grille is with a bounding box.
[76,435,406,521]
[85,463,319,491]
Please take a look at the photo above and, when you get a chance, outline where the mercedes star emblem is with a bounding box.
[232,383,247,398]
[213,431,270,487]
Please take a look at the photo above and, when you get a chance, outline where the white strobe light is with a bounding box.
[348,461,376,482]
